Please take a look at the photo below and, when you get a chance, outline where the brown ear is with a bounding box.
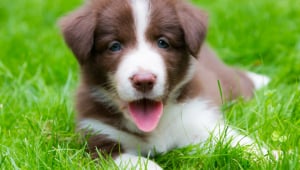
[176,2,208,57]
[59,7,96,64]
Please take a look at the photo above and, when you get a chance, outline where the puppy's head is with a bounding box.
[60,0,207,132]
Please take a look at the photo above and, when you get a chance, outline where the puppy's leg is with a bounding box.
[115,153,162,170]
[79,119,162,169]
[246,72,270,89]
[213,125,280,159]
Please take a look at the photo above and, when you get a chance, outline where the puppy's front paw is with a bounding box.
[258,147,283,161]
[246,72,270,89]
[143,160,163,170]
[269,150,283,160]
[115,153,162,170]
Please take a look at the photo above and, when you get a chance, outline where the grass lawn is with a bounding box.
[0,0,299,169]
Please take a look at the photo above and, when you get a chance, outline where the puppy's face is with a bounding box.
[60,0,207,132]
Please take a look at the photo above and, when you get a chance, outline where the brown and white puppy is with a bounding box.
[60,0,272,169]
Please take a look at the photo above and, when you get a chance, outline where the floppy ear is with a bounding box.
[59,7,96,64]
[176,2,208,57]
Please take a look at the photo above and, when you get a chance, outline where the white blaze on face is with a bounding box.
[114,0,167,132]
[115,0,166,102]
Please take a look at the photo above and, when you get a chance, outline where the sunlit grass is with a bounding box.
[0,0,299,169]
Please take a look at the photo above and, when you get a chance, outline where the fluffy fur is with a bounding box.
[60,0,275,169]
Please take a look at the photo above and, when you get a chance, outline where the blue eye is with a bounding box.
[108,41,122,52]
[157,37,170,49]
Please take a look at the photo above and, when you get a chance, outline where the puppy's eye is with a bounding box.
[157,37,170,49]
[108,41,122,52]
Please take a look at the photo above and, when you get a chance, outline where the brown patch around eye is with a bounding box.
[146,0,185,50]
[93,0,136,54]
[143,0,192,97]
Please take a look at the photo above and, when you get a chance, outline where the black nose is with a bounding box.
[131,73,157,93]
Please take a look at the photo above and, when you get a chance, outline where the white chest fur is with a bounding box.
[79,98,223,155]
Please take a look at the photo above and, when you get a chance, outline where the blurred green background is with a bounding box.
[0,0,299,169]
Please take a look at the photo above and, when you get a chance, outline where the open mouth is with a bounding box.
[128,98,163,132]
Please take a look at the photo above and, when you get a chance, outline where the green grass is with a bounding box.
[0,0,299,169]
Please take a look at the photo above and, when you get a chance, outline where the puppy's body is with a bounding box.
[60,0,271,169]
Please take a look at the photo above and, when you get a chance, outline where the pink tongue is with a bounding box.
[128,99,163,132]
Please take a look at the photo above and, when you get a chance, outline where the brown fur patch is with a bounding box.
[146,0,197,100]
[177,45,255,104]
[175,1,208,57]
[60,0,256,161]
[59,6,96,64]
[86,133,124,159]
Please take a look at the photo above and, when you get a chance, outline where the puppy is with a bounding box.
[60,0,273,169]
